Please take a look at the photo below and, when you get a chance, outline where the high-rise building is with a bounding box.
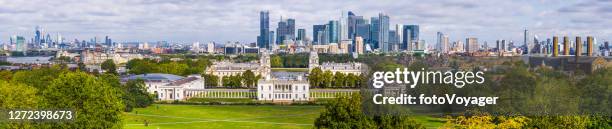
[575,36,582,56]
[389,31,397,51]
[276,18,295,44]
[402,25,419,51]
[258,11,270,49]
[313,25,326,45]
[436,32,443,52]
[465,37,479,53]
[442,35,449,53]
[378,13,390,52]
[370,17,379,49]
[347,11,364,40]
[297,29,306,41]
[563,36,570,55]
[340,12,349,41]
[35,26,42,46]
[524,29,529,55]
[587,36,593,56]
[355,36,364,54]
[552,36,559,57]
[327,20,339,43]
[355,21,370,45]
[395,24,403,51]
[13,36,26,53]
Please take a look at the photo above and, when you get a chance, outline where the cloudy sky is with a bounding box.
[0,0,610,45]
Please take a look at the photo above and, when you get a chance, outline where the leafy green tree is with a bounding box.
[242,70,257,88]
[122,79,154,112]
[0,70,12,81]
[271,55,283,68]
[333,72,346,87]
[0,80,40,129]
[101,59,117,75]
[202,74,219,86]
[309,67,323,88]
[42,72,124,128]
[321,70,333,88]
[315,94,376,129]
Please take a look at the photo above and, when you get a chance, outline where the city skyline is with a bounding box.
[0,0,611,44]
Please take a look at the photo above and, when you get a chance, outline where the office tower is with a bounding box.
[347,11,365,40]
[552,36,559,57]
[258,11,270,49]
[14,36,26,53]
[465,37,479,53]
[563,36,570,55]
[370,17,379,49]
[395,24,403,50]
[376,13,390,52]
[313,25,326,45]
[297,29,306,41]
[35,26,42,46]
[276,18,295,44]
[436,32,443,52]
[524,29,529,54]
[355,21,370,44]
[576,36,582,56]
[587,36,593,56]
[340,12,348,41]
[355,36,364,54]
[442,35,449,53]
[402,25,419,50]
[269,31,275,47]
[327,20,339,43]
[389,31,397,51]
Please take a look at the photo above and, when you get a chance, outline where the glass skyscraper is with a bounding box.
[297,29,306,41]
[370,17,379,49]
[378,13,390,52]
[313,25,326,45]
[402,25,419,50]
[258,11,270,49]
[327,20,339,43]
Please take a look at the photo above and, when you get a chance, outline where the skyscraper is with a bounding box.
[552,36,559,57]
[355,36,364,54]
[395,24,403,51]
[587,36,593,56]
[258,11,270,49]
[327,20,339,43]
[563,36,570,55]
[340,12,349,41]
[276,18,295,45]
[297,29,306,41]
[378,13,390,52]
[355,20,369,45]
[436,32,443,52]
[575,36,582,56]
[524,29,529,55]
[465,37,479,53]
[402,25,419,50]
[313,25,326,45]
[35,26,42,46]
[370,17,379,49]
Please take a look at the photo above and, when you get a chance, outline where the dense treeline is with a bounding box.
[308,67,364,88]
[0,66,154,128]
[214,70,261,88]
[126,58,211,76]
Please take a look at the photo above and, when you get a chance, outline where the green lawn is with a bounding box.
[123,104,446,129]
[123,104,322,129]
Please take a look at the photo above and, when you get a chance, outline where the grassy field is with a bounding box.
[123,104,322,129]
[123,104,445,129]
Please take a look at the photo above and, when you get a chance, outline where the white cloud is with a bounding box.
[0,0,609,44]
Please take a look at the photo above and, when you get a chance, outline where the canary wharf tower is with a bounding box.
[258,11,270,49]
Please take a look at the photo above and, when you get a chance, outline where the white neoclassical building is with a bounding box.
[308,51,364,75]
[204,51,271,85]
[257,76,310,101]
[122,73,205,100]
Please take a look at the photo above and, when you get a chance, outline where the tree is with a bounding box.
[309,67,323,88]
[0,80,40,129]
[242,70,256,88]
[123,79,154,112]
[101,59,117,75]
[271,55,283,68]
[202,74,219,87]
[0,70,12,81]
[42,72,124,128]
[321,70,333,88]
[333,72,346,88]
[315,94,376,129]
